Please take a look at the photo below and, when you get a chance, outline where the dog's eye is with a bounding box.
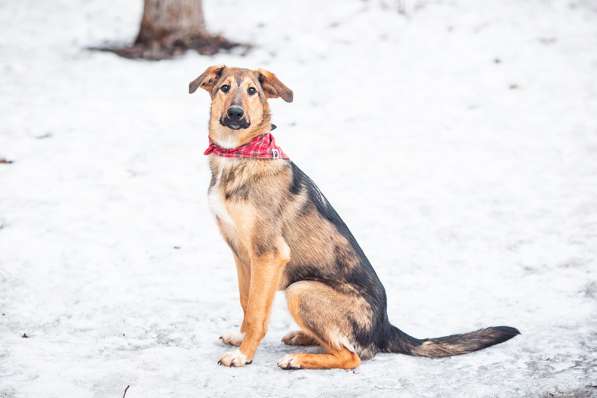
[220,84,230,93]
[247,87,256,96]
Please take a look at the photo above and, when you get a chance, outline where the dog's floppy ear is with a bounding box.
[189,65,225,94]
[256,69,293,103]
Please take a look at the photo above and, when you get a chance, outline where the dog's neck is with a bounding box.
[207,152,288,193]
[206,122,286,189]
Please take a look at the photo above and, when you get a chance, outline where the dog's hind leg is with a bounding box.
[278,281,364,370]
[278,347,359,370]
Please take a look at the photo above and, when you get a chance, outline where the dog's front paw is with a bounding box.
[277,354,302,370]
[218,349,252,367]
[219,331,244,346]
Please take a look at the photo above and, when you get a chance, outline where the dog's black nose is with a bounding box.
[227,106,244,120]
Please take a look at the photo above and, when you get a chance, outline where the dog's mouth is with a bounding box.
[220,117,250,131]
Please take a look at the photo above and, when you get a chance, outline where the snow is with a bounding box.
[1,0,597,397]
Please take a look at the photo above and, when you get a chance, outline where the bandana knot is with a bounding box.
[204,133,289,160]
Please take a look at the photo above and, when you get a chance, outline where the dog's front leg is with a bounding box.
[218,237,289,367]
[219,255,250,346]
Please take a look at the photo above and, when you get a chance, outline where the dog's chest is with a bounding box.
[207,159,242,230]
[208,186,234,227]
[208,182,235,230]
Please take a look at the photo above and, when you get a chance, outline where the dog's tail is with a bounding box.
[384,324,520,357]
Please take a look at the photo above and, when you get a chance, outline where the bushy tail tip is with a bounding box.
[387,325,520,358]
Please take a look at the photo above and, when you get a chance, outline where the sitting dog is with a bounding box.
[189,65,519,369]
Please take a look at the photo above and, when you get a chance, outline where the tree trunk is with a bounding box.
[98,0,243,60]
[135,0,207,48]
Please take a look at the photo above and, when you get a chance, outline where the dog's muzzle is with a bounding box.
[220,105,250,130]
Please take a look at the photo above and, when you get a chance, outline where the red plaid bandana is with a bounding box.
[204,133,289,160]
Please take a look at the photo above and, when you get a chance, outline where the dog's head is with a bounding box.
[189,65,293,148]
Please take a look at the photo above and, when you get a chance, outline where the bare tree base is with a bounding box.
[90,34,249,60]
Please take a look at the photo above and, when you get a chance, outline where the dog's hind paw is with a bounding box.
[277,354,302,370]
[282,330,318,346]
[219,331,244,346]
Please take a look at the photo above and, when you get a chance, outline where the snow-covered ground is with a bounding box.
[1,0,597,397]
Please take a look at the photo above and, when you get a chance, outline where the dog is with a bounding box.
[189,65,520,369]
